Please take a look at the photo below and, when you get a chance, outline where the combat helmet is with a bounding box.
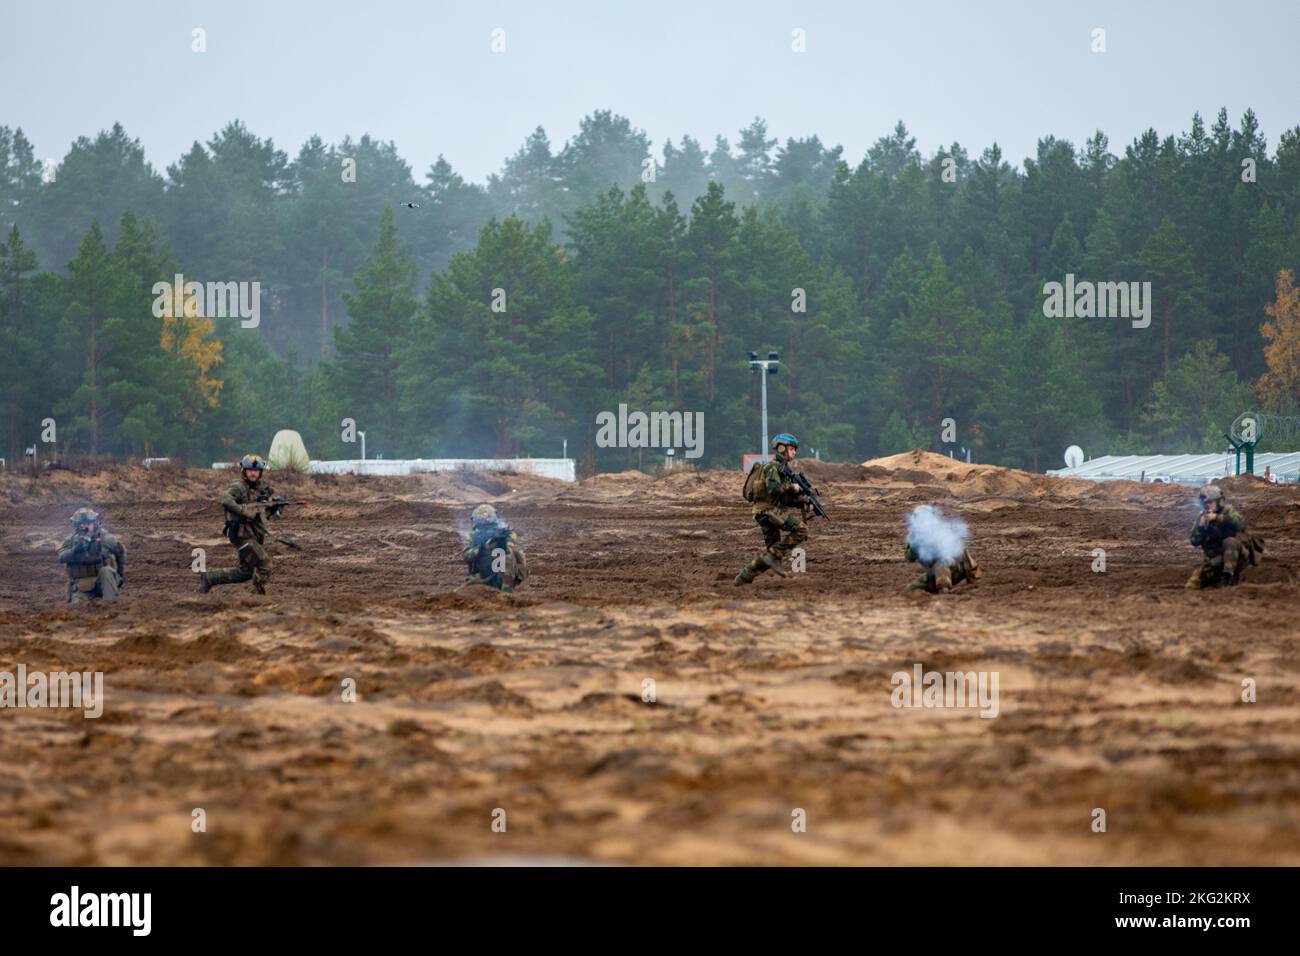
[239,453,267,481]
[471,504,499,527]
[770,433,799,452]
[70,507,99,531]
[1199,484,1224,506]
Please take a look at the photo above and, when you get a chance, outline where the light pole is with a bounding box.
[358,431,366,461]
[748,350,779,453]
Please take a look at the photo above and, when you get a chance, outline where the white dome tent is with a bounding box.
[267,430,311,472]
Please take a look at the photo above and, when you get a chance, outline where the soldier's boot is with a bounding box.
[198,572,212,593]
[1223,555,1244,586]
[739,551,771,581]
[761,551,788,577]
[205,567,252,589]
[934,565,954,594]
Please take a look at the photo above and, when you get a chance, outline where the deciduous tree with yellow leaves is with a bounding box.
[161,274,224,424]
[1256,269,1300,410]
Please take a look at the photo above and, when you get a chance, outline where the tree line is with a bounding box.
[2,109,1299,472]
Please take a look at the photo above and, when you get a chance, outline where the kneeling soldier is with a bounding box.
[905,541,981,593]
[1186,484,1263,588]
[58,508,126,603]
[458,504,527,593]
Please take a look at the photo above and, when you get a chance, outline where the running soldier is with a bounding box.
[200,453,282,595]
[735,433,813,585]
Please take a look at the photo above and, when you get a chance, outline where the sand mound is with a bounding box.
[859,449,1099,498]
[1219,473,1275,493]
[799,460,869,483]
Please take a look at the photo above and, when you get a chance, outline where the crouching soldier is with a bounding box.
[905,541,981,593]
[200,453,279,595]
[1186,485,1263,589]
[458,504,527,593]
[736,433,811,585]
[58,508,126,603]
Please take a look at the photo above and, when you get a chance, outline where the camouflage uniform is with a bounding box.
[1186,500,1261,589]
[905,543,981,593]
[58,524,126,604]
[737,458,809,583]
[459,520,526,593]
[204,475,278,594]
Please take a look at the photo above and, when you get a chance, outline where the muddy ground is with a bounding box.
[1,451,1298,865]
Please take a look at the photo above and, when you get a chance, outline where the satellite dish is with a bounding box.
[1229,411,1262,444]
[1064,445,1084,469]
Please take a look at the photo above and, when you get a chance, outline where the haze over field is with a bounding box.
[8,0,1299,184]
[2,1,1299,473]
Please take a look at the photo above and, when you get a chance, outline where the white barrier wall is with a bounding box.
[307,458,577,482]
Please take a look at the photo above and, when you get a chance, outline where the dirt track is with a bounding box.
[1,452,1298,865]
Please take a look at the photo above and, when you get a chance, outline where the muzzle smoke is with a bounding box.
[906,505,968,564]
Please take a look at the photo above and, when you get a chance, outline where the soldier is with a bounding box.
[904,541,982,593]
[735,433,811,585]
[200,453,281,595]
[58,508,126,604]
[1186,485,1263,589]
[458,504,527,593]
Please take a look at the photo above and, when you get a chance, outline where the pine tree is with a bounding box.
[0,225,40,461]
[331,205,420,456]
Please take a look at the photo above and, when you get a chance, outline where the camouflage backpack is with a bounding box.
[742,461,767,502]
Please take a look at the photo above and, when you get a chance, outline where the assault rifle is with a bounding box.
[465,523,513,551]
[244,494,308,549]
[71,530,102,553]
[254,493,309,513]
[779,460,829,521]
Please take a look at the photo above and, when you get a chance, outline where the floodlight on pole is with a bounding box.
[748,349,780,453]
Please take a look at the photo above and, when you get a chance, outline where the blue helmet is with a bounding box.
[239,453,266,479]
[770,433,798,451]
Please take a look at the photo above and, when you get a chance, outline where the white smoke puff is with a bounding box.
[906,505,968,564]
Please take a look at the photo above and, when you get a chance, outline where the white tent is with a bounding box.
[268,430,311,472]
[1047,452,1300,484]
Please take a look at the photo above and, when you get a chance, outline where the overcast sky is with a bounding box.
[5,0,1298,183]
